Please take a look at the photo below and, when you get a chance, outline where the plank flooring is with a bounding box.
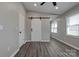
[15,38,79,57]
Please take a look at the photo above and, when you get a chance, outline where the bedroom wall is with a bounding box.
[51,5,79,50]
[0,2,27,57]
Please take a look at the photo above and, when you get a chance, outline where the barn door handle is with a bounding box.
[31,28,33,32]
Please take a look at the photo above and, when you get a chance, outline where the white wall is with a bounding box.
[51,5,79,50]
[26,12,58,41]
[17,3,27,47]
[0,2,27,57]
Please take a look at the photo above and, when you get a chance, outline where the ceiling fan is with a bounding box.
[40,2,57,6]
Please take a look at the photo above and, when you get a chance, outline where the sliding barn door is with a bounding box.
[31,19,41,41]
[41,19,50,41]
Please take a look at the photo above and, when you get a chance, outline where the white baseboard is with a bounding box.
[10,48,20,57]
[25,40,50,42]
[10,40,50,57]
[10,40,27,57]
[51,37,79,51]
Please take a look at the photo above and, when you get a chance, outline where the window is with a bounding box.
[67,13,79,36]
[51,21,57,33]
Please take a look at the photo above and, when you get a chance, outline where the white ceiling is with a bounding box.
[23,2,79,15]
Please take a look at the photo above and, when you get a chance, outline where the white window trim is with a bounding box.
[66,13,79,37]
[51,21,57,33]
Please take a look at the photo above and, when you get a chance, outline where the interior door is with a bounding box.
[31,19,41,41]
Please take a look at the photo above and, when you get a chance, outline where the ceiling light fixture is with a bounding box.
[40,2,59,9]
[34,3,37,6]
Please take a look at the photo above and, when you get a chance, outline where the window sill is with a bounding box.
[51,32,58,34]
[66,35,79,39]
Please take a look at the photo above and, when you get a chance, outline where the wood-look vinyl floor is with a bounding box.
[15,38,79,57]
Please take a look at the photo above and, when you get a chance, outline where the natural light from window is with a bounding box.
[51,21,57,33]
[67,13,79,36]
